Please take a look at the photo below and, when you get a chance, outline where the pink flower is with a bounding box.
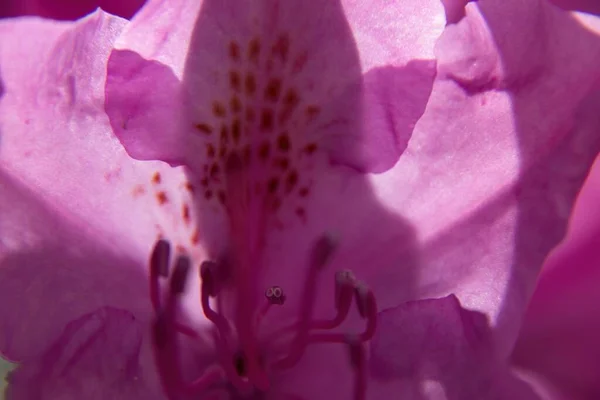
[0,0,146,20]
[1,1,599,399]
[511,156,600,400]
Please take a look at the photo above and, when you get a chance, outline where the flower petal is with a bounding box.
[369,0,600,357]
[0,11,199,259]
[105,0,442,172]
[369,295,541,399]
[0,172,151,362]
[512,155,600,399]
[0,9,203,364]
[6,307,161,400]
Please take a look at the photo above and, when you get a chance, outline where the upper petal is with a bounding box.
[105,0,443,172]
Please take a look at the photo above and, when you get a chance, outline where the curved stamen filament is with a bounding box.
[200,261,253,394]
[152,254,226,398]
[348,342,367,400]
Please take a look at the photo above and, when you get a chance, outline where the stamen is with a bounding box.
[150,239,171,311]
[152,253,227,398]
[309,270,354,330]
[200,260,253,394]
[274,235,337,369]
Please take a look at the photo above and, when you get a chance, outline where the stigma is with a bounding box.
[149,235,377,400]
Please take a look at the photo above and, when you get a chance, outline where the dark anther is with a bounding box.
[233,351,247,377]
[151,239,171,277]
[170,255,191,295]
[354,283,370,319]
[200,260,219,297]
[335,270,356,310]
[310,234,337,270]
[265,285,286,305]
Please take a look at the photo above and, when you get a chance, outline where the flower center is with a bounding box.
[149,237,377,399]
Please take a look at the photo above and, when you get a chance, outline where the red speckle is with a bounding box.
[229,41,240,62]
[296,207,306,220]
[176,244,187,253]
[248,38,261,64]
[152,172,161,184]
[232,118,241,144]
[273,157,290,170]
[264,78,282,103]
[304,143,318,155]
[210,163,220,180]
[184,182,195,193]
[201,177,209,187]
[191,230,200,245]
[299,187,309,197]
[305,105,320,121]
[292,52,308,75]
[285,170,298,193]
[267,177,280,194]
[205,190,213,200]
[213,102,227,118]
[230,96,242,113]
[182,204,190,223]
[279,89,300,124]
[156,191,168,205]
[229,70,241,92]
[271,34,290,63]
[258,142,271,161]
[220,125,229,145]
[132,185,146,197]
[195,123,213,135]
[260,109,274,132]
[277,133,291,152]
[207,144,216,158]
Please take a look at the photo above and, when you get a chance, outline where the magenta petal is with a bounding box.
[0,0,146,20]
[6,307,161,400]
[512,156,600,399]
[370,296,540,399]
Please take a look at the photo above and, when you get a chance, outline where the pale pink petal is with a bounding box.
[6,307,162,400]
[0,9,205,393]
[0,11,198,262]
[369,295,541,399]
[511,155,600,400]
[369,0,600,358]
[0,172,150,362]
